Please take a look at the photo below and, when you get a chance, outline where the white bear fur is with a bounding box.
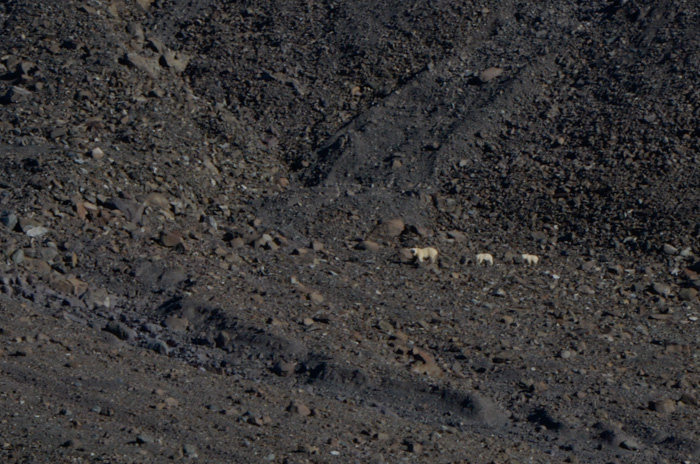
[410,247,438,264]
[476,253,494,266]
[522,253,539,265]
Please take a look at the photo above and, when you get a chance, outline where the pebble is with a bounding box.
[25,226,49,238]
[11,249,25,264]
[161,230,184,248]
[182,443,198,458]
[662,243,678,255]
[136,434,154,444]
[652,282,672,298]
[160,51,190,73]
[651,398,676,414]
[287,400,311,417]
[309,291,324,304]
[163,315,189,331]
[89,147,105,160]
[0,211,18,231]
[678,287,697,301]
[356,240,379,252]
[272,360,297,377]
[410,348,443,377]
[620,439,641,451]
[478,67,503,83]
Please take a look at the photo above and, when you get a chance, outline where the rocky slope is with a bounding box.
[1,0,698,462]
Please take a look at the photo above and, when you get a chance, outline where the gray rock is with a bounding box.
[662,243,678,255]
[105,321,137,341]
[1,85,32,104]
[163,315,189,332]
[25,226,49,238]
[0,211,18,231]
[182,443,198,458]
[11,249,25,264]
[147,338,169,355]
[136,434,154,444]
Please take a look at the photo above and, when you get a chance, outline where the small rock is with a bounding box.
[61,439,82,449]
[651,398,676,414]
[161,230,184,248]
[11,249,25,264]
[164,397,179,408]
[272,360,296,377]
[411,348,443,377]
[478,67,503,83]
[182,443,198,458]
[123,52,160,78]
[678,287,698,301]
[0,211,18,230]
[287,400,311,417]
[147,338,169,355]
[163,315,189,332]
[607,264,624,275]
[136,434,154,444]
[652,282,672,298]
[1,85,32,104]
[309,291,324,304]
[356,240,379,252]
[25,226,49,238]
[371,218,405,239]
[105,321,137,341]
[662,243,678,255]
[446,230,466,242]
[680,393,699,407]
[620,439,641,451]
[160,51,189,73]
[89,147,105,160]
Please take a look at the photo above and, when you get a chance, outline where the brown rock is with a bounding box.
[678,287,698,301]
[123,52,160,78]
[411,348,443,377]
[287,400,311,417]
[161,230,184,248]
[651,398,676,414]
[356,240,379,252]
[160,51,189,73]
[370,218,405,240]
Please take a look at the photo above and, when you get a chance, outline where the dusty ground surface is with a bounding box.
[1,0,699,462]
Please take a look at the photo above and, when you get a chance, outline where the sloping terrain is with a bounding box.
[1,0,698,463]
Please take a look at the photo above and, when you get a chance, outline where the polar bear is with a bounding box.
[476,253,494,266]
[410,247,438,264]
[522,253,539,265]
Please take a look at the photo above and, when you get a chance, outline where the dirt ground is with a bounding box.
[1,0,699,462]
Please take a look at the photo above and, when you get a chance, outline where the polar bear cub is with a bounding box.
[410,247,438,264]
[476,253,494,266]
[521,253,539,265]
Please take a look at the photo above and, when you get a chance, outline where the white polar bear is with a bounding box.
[522,253,539,265]
[410,247,438,264]
[476,253,494,266]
